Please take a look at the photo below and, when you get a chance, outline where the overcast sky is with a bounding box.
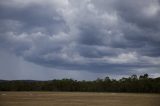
[0,0,160,80]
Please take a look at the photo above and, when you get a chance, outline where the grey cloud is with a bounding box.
[0,0,160,78]
[0,1,67,34]
[115,0,160,29]
[114,0,160,57]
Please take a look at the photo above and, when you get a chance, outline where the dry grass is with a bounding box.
[0,92,160,106]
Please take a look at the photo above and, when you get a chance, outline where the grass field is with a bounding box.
[0,92,160,106]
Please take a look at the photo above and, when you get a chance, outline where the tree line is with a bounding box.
[0,74,160,93]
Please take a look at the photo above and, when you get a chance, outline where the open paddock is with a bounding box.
[0,92,160,106]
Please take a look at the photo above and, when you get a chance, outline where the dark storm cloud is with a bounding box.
[115,0,160,57]
[0,1,67,34]
[0,0,160,76]
[115,0,160,29]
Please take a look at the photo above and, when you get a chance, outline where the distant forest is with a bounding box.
[0,74,160,93]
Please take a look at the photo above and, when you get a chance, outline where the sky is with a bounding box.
[0,0,160,80]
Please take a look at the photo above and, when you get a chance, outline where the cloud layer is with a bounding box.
[0,0,160,78]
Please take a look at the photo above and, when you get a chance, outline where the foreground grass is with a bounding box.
[0,92,160,106]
